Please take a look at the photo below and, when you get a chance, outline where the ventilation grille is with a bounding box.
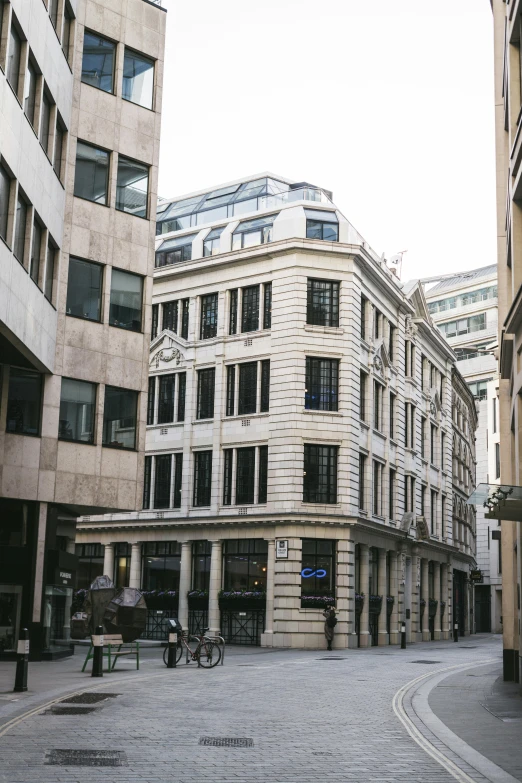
[156,512,164,519]
[61,693,120,705]
[199,737,253,747]
[238,508,248,515]
[241,419,250,426]
[160,428,169,435]
[244,338,253,346]
[46,750,127,767]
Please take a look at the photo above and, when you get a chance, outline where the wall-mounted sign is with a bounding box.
[301,568,327,579]
[276,540,288,559]
[470,569,483,583]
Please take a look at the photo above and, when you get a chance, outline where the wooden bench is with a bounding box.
[81,634,140,673]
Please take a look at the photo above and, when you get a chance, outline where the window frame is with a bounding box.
[116,154,149,219]
[305,356,339,412]
[102,385,139,451]
[81,29,116,94]
[58,377,97,445]
[66,256,104,323]
[73,140,111,206]
[122,46,155,110]
[108,267,144,333]
[306,278,340,327]
[303,444,338,505]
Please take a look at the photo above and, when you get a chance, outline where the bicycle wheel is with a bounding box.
[196,640,221,668]
[163,641,183,666]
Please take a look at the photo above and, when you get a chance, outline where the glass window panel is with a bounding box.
[196,205,227,225]
[116,156,149,218]
[102,386,138,449]
[158,233,197,251]
[154,454,172,509]
[200,293,218,339]
[81,31,115,93]
[235,447,255,504]
[62,6,72,61]
[232,198,258,217]
[238,363,257,415]
[157,215,192,234]
[7,24,21,95]
[40,93,51,155]
[0,165,10,242]
[306,279,339,327]
[242,229,262,248]
[258,445,268,503]
[59,378,96,443]
[122,48,154,109]
[74,141,109,204]
[14,195,27,263]
[241,285,259,332]
[158,374,175,424]
[303,444,338,504]
[23,61,37,126]
[197,368,215,419]
[44,242,55,300]
[6,369,42,435]
[54,122,64,179]
[49,0,59,28]
[66,257,103,321]
[109,268,143,331]
[193,451,212,506]
[30,220,42,284]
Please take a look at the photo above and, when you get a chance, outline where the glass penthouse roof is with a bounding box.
[156,177,334,236]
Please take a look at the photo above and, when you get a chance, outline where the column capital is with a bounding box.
[181,540,193,548]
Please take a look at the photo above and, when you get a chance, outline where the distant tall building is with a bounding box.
[424,265,501,634]
[0,0,166,658]
[491,0,522,686]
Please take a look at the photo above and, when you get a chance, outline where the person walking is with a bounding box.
[323,606,337,651]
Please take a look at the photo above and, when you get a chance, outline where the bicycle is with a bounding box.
[163,628,222,668]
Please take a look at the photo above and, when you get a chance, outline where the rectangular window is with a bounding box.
[305,214,339,241]
[495,443,500,479]
[54,120,65,179]
[158,374,175,424]
[420,485,426,516]
[236,447,255,504]
[203,227,223,257]
[430,490,437,534]
[359,454,366,510]
[238,362,257,415]
[306,279,339,327]
[303,444,338,504]
[102,386,138,450]
[258,445,268,503]
[241,285,260,332]
[360,371,367,421]
[151,303,159,340]
[66,257,103,321]
[58,378,96,443]
[143,455,152,509]
[361,296,367,340]
[177,373,186,422]
[44,241,55,301]
[305,357,339,412]
[389,469,395,520]
[260,360,270,413]
[40,92,51,156]
[389,392,396,438]
[173,453,183,508]
[388,324,395,362]
[7,24,22,96]
[301,539,335,599]
[193,451,212,506]
[441,433,445,470]
[14,194,27,263]
[373,460,383,515]
[23,60,37,127]
[232,213,275,249]
[162,300,178,333]
[374,381,383,431]
[109,268,143,331]
[154,453,172,509]
[420,417,426,459]
[30,219,42,285]
[222,449,233,506]
[116,156,149,218]
[122,48,154,109]
[49,0,59,29]
[155,235,195,267]
[263,282,272,329]
[229,289,238,334]
[181,298,189,339]
[6,369,42,435]
[147,376,155,425]
[0,165,10,243]
[441,496,446,538]
[430,424,436,464]
[374,308,382,339]
[226,365,235,417]
[62,5,73,62]
[200,293,218,339]
[197,367,215,420]
[74,141,110,204]
[81,31,115,93]
[492,397,497,433]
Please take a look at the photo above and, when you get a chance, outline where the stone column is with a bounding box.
[389,551,400,645]
[441,563,449,639]
[378,548,388,646]
[103,543,114,581]
[178,541,192,631]
[346,540,358,649]
[63,537,76,641]
[261,540,275,646]
[421,558,430,641]
[208,540,223,635]
[335,539,350,650]
[359,543,370,647]
[433,562,442,640]
[411,546,420,642]
[129,543,142,588]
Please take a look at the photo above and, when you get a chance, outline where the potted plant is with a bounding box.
[141,589,178,610]
[369,595,383,614]
[188,589,209,609]
[386,595,394,616]
[428,598,438,618]
[218,589,266,610]
[355,593,364,614]
[300,595,336,609]
[420,597,426,617]
[440,600,446,616]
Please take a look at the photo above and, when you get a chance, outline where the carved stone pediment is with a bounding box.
[150,331,185,369]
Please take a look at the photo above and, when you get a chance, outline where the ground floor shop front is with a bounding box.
[76,519,475,649]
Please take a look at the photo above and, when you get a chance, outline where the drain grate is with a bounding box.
[46,749,127,767]
[42,706,97,715]
[199,737,253,747]
[61,693,120,705]
[459,646,477,649]
[317,657,346,661]
[410,660,441,665]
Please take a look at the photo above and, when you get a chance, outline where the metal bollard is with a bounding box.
[400,622,407,650]
[92,626,104,677]
[167,631,177,668]
[14,628,29,693]
[453,622,459,643]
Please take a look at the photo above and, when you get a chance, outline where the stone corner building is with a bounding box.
[77,175,478,649]
[0,0,166,657]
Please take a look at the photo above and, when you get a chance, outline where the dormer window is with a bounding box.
[232,214,277,250]
[155,234,197,267]
[305,209,339,241]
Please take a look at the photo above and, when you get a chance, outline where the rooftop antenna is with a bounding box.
[386,250,407,279]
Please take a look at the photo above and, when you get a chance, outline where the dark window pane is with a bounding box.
[306,219,339,241]
[44,242,55,301]
[116,156,149,218]
[14,195,27,263]
[181,299,189,339]
[263,282,272,329]
[197,368,215,419]
[236,447,255,504]
[23,61,37,126]
[109,268,143,331]
[66,257,102,321]
[122,48,154,109]
[81,31,115,92]
[177,373,186,422]
[59,378,96,443]
[301,538,335,597]
[306,279,339,327]
[260,360,270,413]
[62,6,72,61]
[173,453,183,508]
[151,303,159,340]
[54,122,64,179]
[0,166,10,242]
[229,289,238,334]
[49,0,59,28]
[102,386,138,449]
[30,220,42,284]
[305,357,338,412]
[238,362,257,415]
[162,300,178,332]
[74,141,109,204]
[154,453,172,509]
[258,445,268,503]
[193,451,212,506]
[241,285,259,332]
[223,449,233,505]
[303,444,338,504]
[143,455,152,509]
[200,293,218,339]
[147,376,155,425]
[7,25,21,95]
[40,93,51,155]
[158,374,175,424]
[6,369,42,435]
[226,365,235,416]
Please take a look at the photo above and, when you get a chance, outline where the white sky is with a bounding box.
[158,0,496,283]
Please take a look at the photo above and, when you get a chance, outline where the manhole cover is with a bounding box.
[42,707,97,715]
[410,661,441,665]
[61,693,120,705]
[199,737,253,747]
[46,750,127,767]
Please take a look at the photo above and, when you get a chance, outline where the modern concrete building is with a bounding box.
[77,174,477,649]
[423,266,501,634]
[491,0,522,685]
[0,0,166,657]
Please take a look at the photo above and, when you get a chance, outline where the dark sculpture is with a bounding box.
[70,576,146,642]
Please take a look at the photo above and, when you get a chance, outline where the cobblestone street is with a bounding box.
[0,635,518,783]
